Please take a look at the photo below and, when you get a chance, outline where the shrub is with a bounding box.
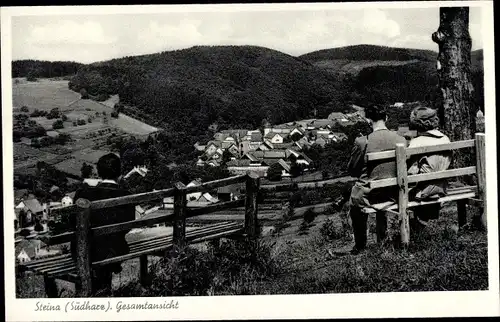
[73,121,78,126]
[320,218,345,241]
[77,119,86,126]
[111,111,119,118]
[303,208,316,224]
[87,117,92,123]
[46,108,61,120]
[30,109,47,117]
[61,114,68,121]
[20,106,29,113]
[52,120,64,130]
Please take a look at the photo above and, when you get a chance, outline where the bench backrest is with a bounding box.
[46,173,256,246]
[365,133,485,192]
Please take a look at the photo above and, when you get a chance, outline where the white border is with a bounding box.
[2,2,499,321]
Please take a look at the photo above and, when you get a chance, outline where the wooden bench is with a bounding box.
[17,173,261,297]
[361,133,486,245]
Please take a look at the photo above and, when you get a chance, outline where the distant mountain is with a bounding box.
[300,45,484,107]
[68,45,353,132]
[12,60,84,79]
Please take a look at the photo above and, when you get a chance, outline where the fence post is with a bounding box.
[475,133,486,229]
[396,144,410,247]
[75,198,92,297]
[245,172,260,238]
[173,182,187,250]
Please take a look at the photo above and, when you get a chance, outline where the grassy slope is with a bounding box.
[16,202,487,298]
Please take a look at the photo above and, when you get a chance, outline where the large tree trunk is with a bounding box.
[432,7,476,167]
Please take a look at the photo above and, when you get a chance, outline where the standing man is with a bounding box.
[347,105,406,254]
[70,153,136,295]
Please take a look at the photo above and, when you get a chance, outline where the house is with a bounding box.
[205,141,222,155]
[328,112,350,124]
[61,192,75,207]
[14,189,28,204]
[290,127,306,139]
[217,184,243,202]
[277,159,292,177]
[264,132,288,144]
[83,178,102,186]
[315,136,329,147]
[124,166,148,179]
[308,119,334,130]
[135,205,146,220]
[193,142,206,152]
[16,198,44,225]
[329,132,348,142]
[207,160,221,167]
[295,137,311,150]
[15,239,46,263]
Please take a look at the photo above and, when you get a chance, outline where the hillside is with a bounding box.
[12,60,83,79]
[300,45,484,107]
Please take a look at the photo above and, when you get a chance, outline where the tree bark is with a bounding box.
[432,7,476,167]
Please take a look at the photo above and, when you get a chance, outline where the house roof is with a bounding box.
[309,119,335,129]
[262,158,280,166]
[14,189,28,201]
[23,199,43,214]
[264,132,283,139]
[15,239,45,258]
[271,142,295,150]
[66,191,76,199]
[328,112,347,120]
[221,141,236,149]
[49,185,60,193]
[226,159,251,167]
[278,159,291,172]
[244,152,260,162]
[206,140,222,148]
[250,132,263,142]
[217,183,242,194]
[264,150,287,159]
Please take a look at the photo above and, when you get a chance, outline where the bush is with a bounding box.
[110,111,119,118]
[52,120,64,130]
[30,109,47,117]
[303,208,316,224]
[46,108,61,120]
[320,218,345,241]
[61,114,68,121]
[87,117,92,123]
[73,121,78,126]
[77,119,86,126]
[20,106,29,113]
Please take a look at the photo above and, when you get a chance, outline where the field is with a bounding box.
[12,79,79,111]
[53,158,91,177]
[13,143,58,169]
[109,113,159,136]
[311,59,420,76]
[71,148,113,164]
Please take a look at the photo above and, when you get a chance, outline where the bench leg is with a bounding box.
[376,211,387,243]
[457,200,468,228]
[44,275,59,298]
[139,255,150,286]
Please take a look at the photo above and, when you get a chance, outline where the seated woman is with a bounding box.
[407,106,452,227]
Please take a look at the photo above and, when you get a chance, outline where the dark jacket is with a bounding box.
[347,128,407,181]
[69,181,135,270]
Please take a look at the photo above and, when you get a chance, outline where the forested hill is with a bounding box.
[300,45,484,109]
[12,60,84,78]
[68,45,353,133]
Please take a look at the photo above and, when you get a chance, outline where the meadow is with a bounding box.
[16,201,487,297]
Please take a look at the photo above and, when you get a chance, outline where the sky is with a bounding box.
[11,6,484,64]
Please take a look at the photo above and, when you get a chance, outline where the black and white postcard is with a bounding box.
[2,1,498,321]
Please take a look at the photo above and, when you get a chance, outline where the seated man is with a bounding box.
[70,153,135,295]
[407,106,452,226]
[347,104,407,254]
